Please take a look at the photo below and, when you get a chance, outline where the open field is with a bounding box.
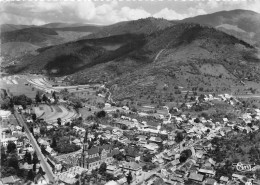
[0,75,43,99]
[34,104,78,124]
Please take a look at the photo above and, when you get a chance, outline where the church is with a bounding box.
[79,144,119,170]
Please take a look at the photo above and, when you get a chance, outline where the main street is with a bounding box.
[14,111,56,183]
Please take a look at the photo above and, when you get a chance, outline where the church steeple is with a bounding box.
[81,128,89,168]
[83,128,89,151]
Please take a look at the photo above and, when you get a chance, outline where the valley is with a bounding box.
[2,7,260,185]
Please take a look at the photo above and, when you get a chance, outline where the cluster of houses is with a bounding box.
[0,111,46,185]
[4,85,260,185]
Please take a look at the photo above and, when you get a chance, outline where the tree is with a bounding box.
[194,117,200,123]
[32,152,39,164]
[40,127,46,136]
[42,94,48,103]
[7,141,16,153]
[8,154,19,169]
[27,169,35,181]
[1,145,7,164]
[33,163,36,172]
[30,127,34,135]
[35,92,41,103]
[143,153,153,163]
[38,166,45,175]
[99,162,107,174]
[24,151,32,164]
[52,91,56,100]
[12,94,32,108]
[57,118,61,125]
[256,169,260,180]
[51,137,57,148]
[22,126,25,132]
[179,149,192,163]
[41,145,48,156]
[96,110,106,118]
[198,94,205,102]
[175,132,184,143]
[113,152,125,161]
[126,171,133,185]
[32,113,37,121]
[97,102,105,109]
[121,125,128,130]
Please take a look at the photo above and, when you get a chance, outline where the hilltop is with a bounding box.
[181,9,260,46]
[84,17,176,39]
[0,27,91,65]
[0,24,36,32]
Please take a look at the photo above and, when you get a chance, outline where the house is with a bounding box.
[168,174,184,183]
[107,165,122,177]
[219,176,229,184]
[223,118,228,123]
[56,166,86,185]
[143,143,159,152]
[122,106,129,111]
[198,168,215,176]
[1,137,18,148]
[0,110,11,119]
[188,172,204,182]
[204,178,217,185]
[149,136,162,143]
[119,161,142,173]
[105,180,119,185]
[1,176,20,184]
[125,147,140,161]
[19,162,33,170]
[232,173,245,181]
[79,144,116,170]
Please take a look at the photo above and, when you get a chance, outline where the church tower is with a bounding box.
[80,128,89,168]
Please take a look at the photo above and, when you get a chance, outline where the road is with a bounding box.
[105,86,116,104]
[163,106,171,122]
[153,49,165,63]
[235,95,260,99]
[14,112,56,183]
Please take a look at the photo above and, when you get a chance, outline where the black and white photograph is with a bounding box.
[1,0,260,184]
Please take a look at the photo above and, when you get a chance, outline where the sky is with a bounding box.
[1,0,260,25]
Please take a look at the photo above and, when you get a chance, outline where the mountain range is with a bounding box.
[1,9,260,102]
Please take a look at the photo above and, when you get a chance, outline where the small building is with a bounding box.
[0,110,11,119]
[119,162,142,173]
[149,136,162,143]
[188,172,204,183]
[1,176,20,184]
[219,176,229,184]
[204,178,217,185]
[107,165,122,177]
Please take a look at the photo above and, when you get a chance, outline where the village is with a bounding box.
[2,75,260,185]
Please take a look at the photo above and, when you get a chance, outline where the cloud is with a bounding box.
[119,7,151,20]
[1,0,260,25]
[153,8,187,20]
[0,1,151,25]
